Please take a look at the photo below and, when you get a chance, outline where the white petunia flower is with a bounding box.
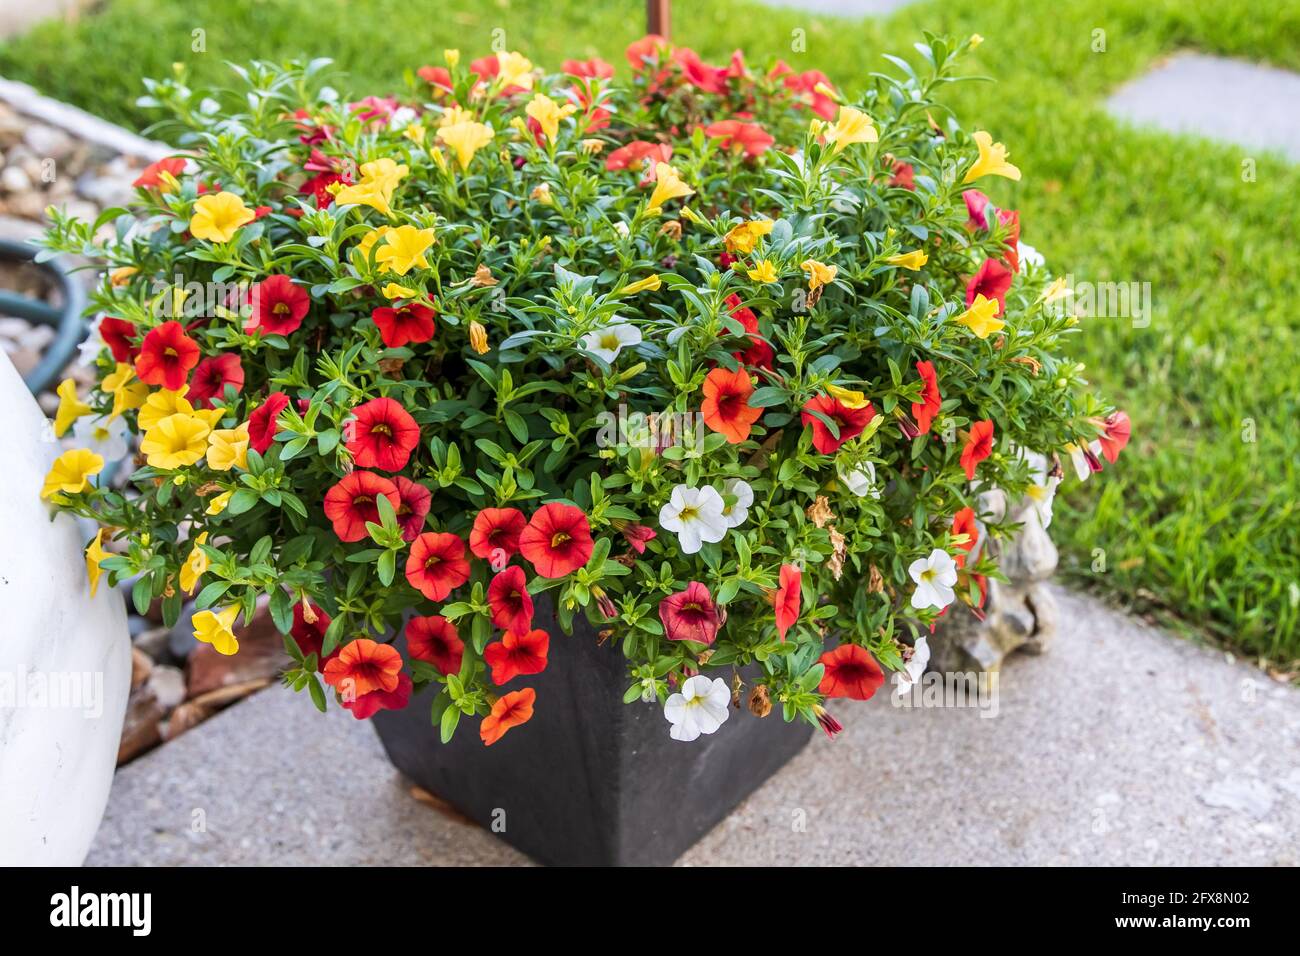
[895,636,931,693]
[1019,242,1045,269]
[77,315,108,366]
[1065,440,1103,482]
[581,321,642,363]
[720,478,753,528]
[909,549,957,610]
[71,414,129,461]
[1018,449,1060,529]
[658,484,728,554]
[663,674,731,742]
[838,461,881,499]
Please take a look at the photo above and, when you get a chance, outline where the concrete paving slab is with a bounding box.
[1107,52,1300,162]
[86,586,1300,866]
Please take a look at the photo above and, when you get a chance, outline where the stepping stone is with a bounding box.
[753,0,917,15]
[1107,52,1300,161]
[85,585,1300,866]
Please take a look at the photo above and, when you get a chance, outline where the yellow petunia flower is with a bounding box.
[496,51,535,90]
[109,266,138,287]
[1041,276,1072,304]
[969,33,985,49]
[954,294,1006,339]
[54,378,91,437]
[374,225,436,276]
[963,130,1021,184]
[801,258,837,292]
[746,259,779,284]
[189,192,256,243]
[205,489,233,516]
[827,384,870,409]
[382,282,421,300]
[335,158,409,216]
[647,163,694,211]
[444,49,460,68]
[886,249,929,271]
[179,532,210,594]
[85,528,110,598]
[193,604,241,656]
[724,219,774,255]
[621,274,662,295]
[356,226,393,264]
[403,123,426,146]
[438,105,474,129]
[824,106,878,155]
[437,120,495,172]
[101,363,149,420]
[140,413,211,470]
[468,320,490,355]
[207,422,250,472]
[42,448,104,498]
[525,93,577,144]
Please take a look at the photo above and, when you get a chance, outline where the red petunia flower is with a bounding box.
[483,628,549,685]
[135,320,200,391]
[780,67,837,120]
[912,360,942,435]
[480,687,536,746]
[701,366,762,444]
[246,274,311,336]
[322,637,403,698]
[801,394,876,454]
[323,470,401,543]
[406,615,463,676]
[963,189,992,230]
[961,419,995,480]
[405,531,471,601]
[620,523,657,554]
[704,120,774,158]
[487,565,535,636]
[722,294,775,370]
[291,601,331,664]
[605,141,673,186]
[775,564,801,640]
[999,209,1021,273]
[659,581,720,645]
[248,391,290,454]
[371,303,436,349]
[346,397,420,472]
[185,353,245,408]
[888,158,915,190]
[133,156,186,189]
[562,57,614,79]
[99,316,139,363]
[1099,410,1131,464]
[518,503,594,578]
[416,65,455,94]
[299,170,347,208]
[626,33,668,70]
[393,476,431,542]
[951,506,978,568]
[343,671,412,720]
[469,507,527,565]
[817,643,884,700]
[965,258,1013,316]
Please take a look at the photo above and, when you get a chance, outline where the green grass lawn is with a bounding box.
[4,0,1300,664]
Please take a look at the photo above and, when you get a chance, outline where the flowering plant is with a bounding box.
[39,34,1128,746]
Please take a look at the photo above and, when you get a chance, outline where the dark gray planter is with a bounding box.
[373,598,813,866]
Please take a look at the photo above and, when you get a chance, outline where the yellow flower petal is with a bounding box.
[724,220,774,255]
[647,163,694,211]
[179,531,210,594]
[621,274,662,295]
[824,106,878,155]
[139,413,211,470]
[954,293,1006,339]
[189,191,256,243]
[54,378,91,438]
[524,93,577,144]
[102,363,149,420]
[886,249,929,270]
[746,259,778,284]
[85,528,110,598]
[826,384,869,408]
[800,258,837,292]
[963,130,1021,184]
[207,422,250,472]
[437,120,495,172]
[42,448,104,498]
[193,604,241,656]
[205,489,233,516]
[373,225,436,277]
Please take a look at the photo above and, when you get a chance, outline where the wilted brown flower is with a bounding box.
[827,528,847,581]
[868,563,884,593]
[806,495,835,528]
[748,683,772,717]
[658,219,682,241]
[471,264,497,287]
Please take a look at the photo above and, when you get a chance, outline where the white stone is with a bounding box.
[0,354,131,864]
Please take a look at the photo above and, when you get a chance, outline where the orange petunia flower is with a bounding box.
[701,366,762,444]
[480,688,536,746]
[322,638,403,700]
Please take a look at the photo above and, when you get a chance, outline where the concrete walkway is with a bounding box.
[87,585,1299,866]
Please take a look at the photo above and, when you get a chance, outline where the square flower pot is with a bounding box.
[372,597,813,866]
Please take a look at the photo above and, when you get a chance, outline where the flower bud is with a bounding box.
[468,320,489,354]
